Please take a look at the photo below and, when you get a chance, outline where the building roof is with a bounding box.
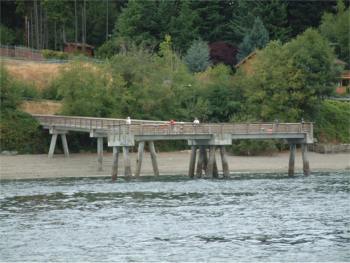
[64,42,95,49]
[335,58,347,66]
[341,70,350,79]
[234,51,257,69]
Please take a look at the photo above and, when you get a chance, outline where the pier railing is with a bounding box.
[33,114,312,137]
[110,122,313,136]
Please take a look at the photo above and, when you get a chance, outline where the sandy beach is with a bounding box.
[0,150,349,180]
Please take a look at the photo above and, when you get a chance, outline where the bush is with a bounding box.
[42,49,69,60]
[0,111,48,153]
[0,66,48,153]
[315,100,350,143]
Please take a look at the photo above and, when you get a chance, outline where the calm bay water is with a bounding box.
[0,172,349,262]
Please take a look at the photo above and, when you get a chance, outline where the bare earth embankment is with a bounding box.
[0,151,349,180]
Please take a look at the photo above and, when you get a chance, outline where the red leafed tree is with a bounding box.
[209,41,238,67]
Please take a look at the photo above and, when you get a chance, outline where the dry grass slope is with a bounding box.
[3,59,63,90]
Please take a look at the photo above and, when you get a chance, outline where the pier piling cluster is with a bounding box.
[35,114,313,180]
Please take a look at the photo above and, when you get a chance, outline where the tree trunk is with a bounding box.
[75,0,78,43]
[34,0,39,49]
[30,10,34,48]
[54,21,57,50]
[106,0,109,40]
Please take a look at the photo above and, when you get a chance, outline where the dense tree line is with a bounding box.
[1,1,341,54]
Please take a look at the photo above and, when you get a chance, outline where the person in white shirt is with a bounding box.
[126,116,131,125]
[193,118,200,124]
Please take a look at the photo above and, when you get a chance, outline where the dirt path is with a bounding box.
[1,151,349,180]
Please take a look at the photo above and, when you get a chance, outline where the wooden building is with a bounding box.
[336,70,350,95]
[64,42,94,57]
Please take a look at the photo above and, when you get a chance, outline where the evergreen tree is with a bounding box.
[184,39,211,73]
[237,17,269,61]
[169,1,199,53]
[230,0,290,44]
[190,0,235,43]
[319,0,350,64]
[116,0,177,49]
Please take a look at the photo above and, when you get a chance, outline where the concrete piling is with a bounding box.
[97,137,103,171]
[188,146,197,178]
[135,142,145,177]
[149,141,159,176]
[196,146,205,178]
[220,146,229,178]
[111,146,119,181]
[301,144,310,176]
[48,134,58,158]
[61,134,70,157]
[288,144,296,176]
[206,146,216,178]
[123,146,132,178]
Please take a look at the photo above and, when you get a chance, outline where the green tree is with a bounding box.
[0,24,16,45]
[237,17,269,61]
[235,29,341,122]
[191,0,235,43]
[230,0,290,43]
[169,1,199,52]
[196,64,243,122]
[286,0,337,38]
[319,0,350,64]
[115,0,177,49]
[184,39,211,73]
[54,61,123,117]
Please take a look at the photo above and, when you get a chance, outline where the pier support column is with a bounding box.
[301,144,310,176]
[220,146,230,178]
[111,146,119,181]
[196,146,205,178]
[61,134,69,157]
[97,137,103,171]
[188,146,197,178]
[288,143,296,176]
[123,146,132,179]
[48,134,58,158]
[206,146,216,178]
[135,142,145,177]
[213,152,219,178]
[203,146,208,172]
[149,141,159,176]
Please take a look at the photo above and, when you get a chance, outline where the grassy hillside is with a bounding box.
[2,58,63,90]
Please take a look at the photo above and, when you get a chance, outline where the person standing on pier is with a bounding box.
[193,118,200,125]
[126,116,131,125]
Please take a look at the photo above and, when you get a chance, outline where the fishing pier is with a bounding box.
[33,114,314,180]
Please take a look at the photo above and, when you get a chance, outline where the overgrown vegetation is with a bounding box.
[0,66,48,153]
[314,100,350,143]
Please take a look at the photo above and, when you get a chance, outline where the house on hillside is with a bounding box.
[64,42,94,57]
[336,70,350,95]
[234,51,256,74]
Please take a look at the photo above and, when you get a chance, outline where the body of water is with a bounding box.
[0,172,349,261]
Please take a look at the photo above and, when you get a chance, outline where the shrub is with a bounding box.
[0,66,48,153]
[0,111,48,153]
[42,49,69,60]
[315,100,350,143]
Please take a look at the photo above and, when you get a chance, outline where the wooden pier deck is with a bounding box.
[33,114,314,179]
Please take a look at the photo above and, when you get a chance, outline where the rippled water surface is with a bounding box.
[1,172,349,262]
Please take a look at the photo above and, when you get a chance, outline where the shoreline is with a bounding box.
[1,151,349,180]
